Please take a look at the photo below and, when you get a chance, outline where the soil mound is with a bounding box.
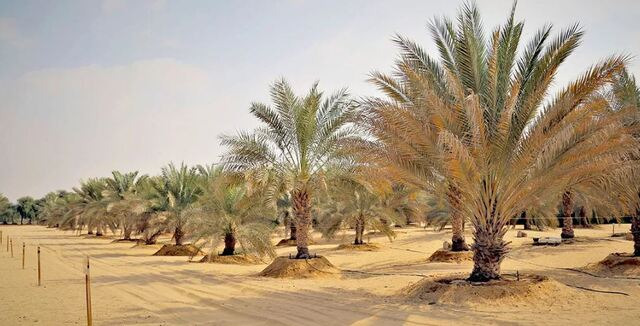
[586,253,640,276]
[403,274,580,307]
[152,244,203,256]
[427,249,473,263]
[199,254,261,265]
[335,243,380,251]
[259,256,340,278]
[276,239,297,247]
[276,238,314,247]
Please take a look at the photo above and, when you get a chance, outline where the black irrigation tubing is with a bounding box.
[563,284,630,296]
[505,254,640,281]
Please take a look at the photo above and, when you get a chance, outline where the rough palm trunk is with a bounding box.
[354,215,365,245]
[632,210,640,257]
[221,232,236,256]
[522,211,531,230]
[448,185,468,251]
[292,188,311,259]
[469,225,508,282]
[578,206,589,227]
[174,226,184,246]
[123,224,133,240]
[561,191,574,239]
[145,230,162,245]
[289,221,297,240]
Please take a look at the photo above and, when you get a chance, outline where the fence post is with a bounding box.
[6,236,8,252]
[22,242,25,269]
[85,256,93,326]
[0,230,2,244]
[10,238,13,257]
[37,246,41,286]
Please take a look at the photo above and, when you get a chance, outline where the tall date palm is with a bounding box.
[221,79,359,258]
[363,2,637,281]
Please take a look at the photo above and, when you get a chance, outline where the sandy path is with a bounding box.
[0,225,638,325]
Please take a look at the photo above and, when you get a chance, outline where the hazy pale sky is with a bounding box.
[1,0,639,201]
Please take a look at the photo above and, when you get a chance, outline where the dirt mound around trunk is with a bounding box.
[427,249,473,263]
[403,274,581,307]
[259,256,340,278]
[199,254,261,265]
[335,243,380,251]
[275,239,314,247]
[585,253,640,276]
[152,244,203,256]
[111,238,142,243]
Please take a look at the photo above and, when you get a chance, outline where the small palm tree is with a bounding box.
[104,171,148,240]
[187,170,276,259]
[320,175,419,245]
[64,178,113,235]
[364,2,637,281]
[221,79,359,258]
[148,163,202,246]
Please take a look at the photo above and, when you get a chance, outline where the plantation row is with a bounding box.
[1,2,639,282]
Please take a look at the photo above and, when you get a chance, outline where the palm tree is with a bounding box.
[221,79,359,259]
[104,171,148,240]
[148,163,202,246]
[67,178,113,235]
[0,194,10,216]
[363,2,636,281]
[320,174,419,245]
[16,196,37,224]
[187,170,276,259]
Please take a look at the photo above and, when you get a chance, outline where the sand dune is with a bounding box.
[1,225,638,325]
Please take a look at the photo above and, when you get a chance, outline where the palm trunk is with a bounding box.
[292,188,311,259]
[221,232,236,256]
[632,210,639,257]
[123,224,133,240]
[174,226,184,246]
[522,211,531,230]
[469,179,508,282]
[289,220,297,240]
[448,184,468,251]
[145,230,162,245]
[578,206,589,227]
[354,215,365,245]
[470,225,508,282]
[561,191,574,239]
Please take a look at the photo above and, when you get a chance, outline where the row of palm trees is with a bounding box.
[9,1,640,282]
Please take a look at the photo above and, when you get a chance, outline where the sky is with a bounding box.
[1,0,639,201]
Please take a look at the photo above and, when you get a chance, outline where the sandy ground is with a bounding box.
[0,224,638,326]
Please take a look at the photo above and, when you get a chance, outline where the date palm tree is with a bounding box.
[148,163,202,246]
[320,174,419,245]
[363,2,637,281]
[187,169,276,259]
[104,171,148,240]
[221,79,359,258]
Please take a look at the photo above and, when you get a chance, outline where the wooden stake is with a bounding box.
[22,242,25,269]
[0,230,3,244]
[10,238,13,257]
[85,256,93,326]
[6,236,8,252]
[37,246,41,286]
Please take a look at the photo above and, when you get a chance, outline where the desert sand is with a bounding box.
[1,224,638,325]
